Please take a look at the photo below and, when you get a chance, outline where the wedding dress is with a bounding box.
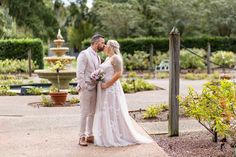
[93,55,153,147]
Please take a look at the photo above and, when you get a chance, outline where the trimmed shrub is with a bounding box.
[0,59,38,73]
[0,39,44,69]
[82,36,236,55]
[123,51,149,70]
[211,51,236,68]
[82,37,168,54]
[180,48,206,70]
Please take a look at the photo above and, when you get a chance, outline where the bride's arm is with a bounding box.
[101,55,123,89]
[101,71,121,89]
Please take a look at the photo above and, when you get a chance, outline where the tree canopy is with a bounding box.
[1,0,236,51]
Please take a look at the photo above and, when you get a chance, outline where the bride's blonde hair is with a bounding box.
[107,40,121,56]
[107,39,123,70]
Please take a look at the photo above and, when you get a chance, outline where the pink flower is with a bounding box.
[90,69,105,82]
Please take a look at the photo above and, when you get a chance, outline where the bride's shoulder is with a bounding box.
[111,55,122,67]
[111,54,122,62]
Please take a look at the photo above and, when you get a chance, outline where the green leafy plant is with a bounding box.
[68,97,80,104]
[156,72,169,79]
[134,78,155,91]
[0,85,17,96]
[0,59,38,74]
[123,51,149,71]
[182,72,220,80]
[182,73,208,80]
[143,105,161,119]
[209,72,220,80]
[159,103,169,111]
[143,73,152,79]
[180,48,206,70]
[0,74,15,80]
[27,80,34,84]
[178,80,236,142]
[40,95,53,107]
[121,78,155,93]
[68,86,78,95]
[0,79,23,86]
[153,51,169,66]
[26,87,43,95]
[121,80,135,93]
[50,60,67,71]
[49,86,59,93]
[211,51,236,69]
[128,71,138,78]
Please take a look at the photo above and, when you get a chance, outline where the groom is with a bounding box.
[76,34,105,146]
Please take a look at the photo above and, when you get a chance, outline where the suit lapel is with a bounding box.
[85,51,96,71]
[85,47,101,70]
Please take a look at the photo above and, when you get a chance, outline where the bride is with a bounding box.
[93,40,153,147]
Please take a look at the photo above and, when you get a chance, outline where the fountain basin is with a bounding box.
[35,69,76,89]
[44,56,75,64]
[54,39,65,48]
[50,47,69,56]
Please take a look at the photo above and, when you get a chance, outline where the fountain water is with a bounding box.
[35,29,76,89]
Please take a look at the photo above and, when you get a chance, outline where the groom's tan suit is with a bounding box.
[76,46,101,138]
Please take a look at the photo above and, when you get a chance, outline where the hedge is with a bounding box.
[0,39,44,69]
[82,36,236,54]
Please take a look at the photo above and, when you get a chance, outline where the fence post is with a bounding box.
[207,42,211,74]
[168,27,180,136]
[149,44,155,78]
[28,49,32,77]
[150,44,154,70]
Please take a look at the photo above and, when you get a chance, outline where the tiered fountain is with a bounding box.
[35,29,76,89]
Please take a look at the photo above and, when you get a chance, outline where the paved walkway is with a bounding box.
[126,79,208,135]
[139,119,206,135]
[126,79,207,111]
[0,96,167,157]
[0,79,208,156]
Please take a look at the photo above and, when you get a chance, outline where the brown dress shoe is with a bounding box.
[86,136,94,144]
[78,137,88,146]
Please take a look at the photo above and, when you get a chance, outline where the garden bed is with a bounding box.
[28,101,79,107]
[152,132,233,157]
[129,109,234,157]
[129,108,188,123]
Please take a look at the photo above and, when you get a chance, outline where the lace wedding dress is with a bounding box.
[93,55,153,147]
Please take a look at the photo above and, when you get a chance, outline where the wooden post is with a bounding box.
[28,49,32,77]
[149,44,154,71]
[207,42,211,74]
[168,27,180,136]
[149,44,155,78]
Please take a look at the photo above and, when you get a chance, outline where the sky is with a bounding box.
[61,0,93,8]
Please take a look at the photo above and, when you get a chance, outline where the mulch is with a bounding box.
[129,110,234,157]
[152,132,233,157]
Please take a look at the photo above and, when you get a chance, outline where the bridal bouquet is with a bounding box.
[90,69,105,82]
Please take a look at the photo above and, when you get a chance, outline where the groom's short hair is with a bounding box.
[91,34,104,45]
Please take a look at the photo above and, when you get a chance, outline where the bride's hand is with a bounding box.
[101,83,108,89]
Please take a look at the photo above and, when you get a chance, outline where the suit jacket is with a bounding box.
[76,47,101,91]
